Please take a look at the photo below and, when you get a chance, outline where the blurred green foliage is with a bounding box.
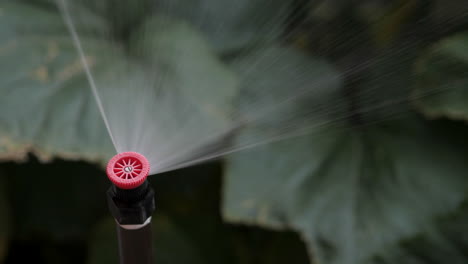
[1,0,468,264]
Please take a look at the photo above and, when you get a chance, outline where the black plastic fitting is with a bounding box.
[106,180,155,225]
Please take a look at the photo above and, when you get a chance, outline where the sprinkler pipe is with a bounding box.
[106,152,155,264]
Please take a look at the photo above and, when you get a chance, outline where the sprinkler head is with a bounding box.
[106,152,150,189]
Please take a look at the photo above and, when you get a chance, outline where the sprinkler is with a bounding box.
[106,152,155,264]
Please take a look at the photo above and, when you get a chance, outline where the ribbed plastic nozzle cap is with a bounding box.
[106,152,150,189]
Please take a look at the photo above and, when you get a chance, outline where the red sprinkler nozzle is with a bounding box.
[106,152,150,189]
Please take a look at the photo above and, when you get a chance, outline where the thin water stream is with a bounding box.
[56,0,466,174]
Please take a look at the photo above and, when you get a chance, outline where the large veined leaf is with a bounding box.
[222,46,468,264]
[413,33,468,120]
[0,1,114,163]
[0,1,238,170]
[224,118,468,264]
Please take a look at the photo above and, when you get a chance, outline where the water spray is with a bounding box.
[106,152,155,264]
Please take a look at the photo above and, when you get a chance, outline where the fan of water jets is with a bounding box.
[56,0,464,174]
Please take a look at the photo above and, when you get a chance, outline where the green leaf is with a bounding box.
[0,1,114,164]
[222,45,468,264]
[155,0,292,54]
[224,118,468,264]
[413,33,468,121]
[0,2,239,170]
[0,172,10,261]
